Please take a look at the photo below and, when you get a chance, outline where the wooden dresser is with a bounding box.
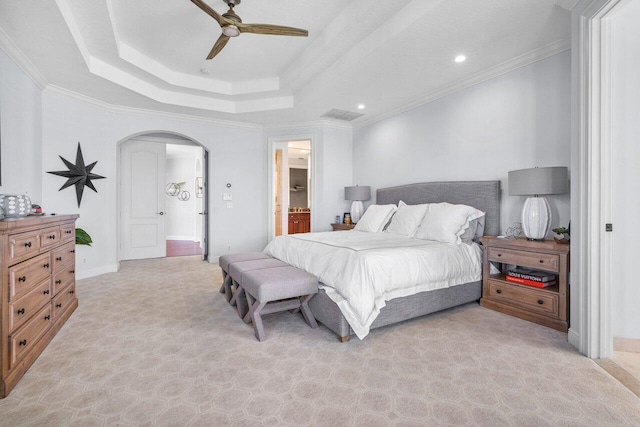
[479,236,569,332]
[0,214,79,398]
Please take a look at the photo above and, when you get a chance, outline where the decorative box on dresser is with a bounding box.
[0,214,79,398]
[479,236,569,332]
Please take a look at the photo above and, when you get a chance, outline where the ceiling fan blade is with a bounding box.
[237,23,308,37]
[207,34,230,60]
[190,0,230,27]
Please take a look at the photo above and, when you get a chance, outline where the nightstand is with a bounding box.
[479,236,569,332]
[331,223,355,231]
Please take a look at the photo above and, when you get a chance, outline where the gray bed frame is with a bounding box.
[308,180,501,342]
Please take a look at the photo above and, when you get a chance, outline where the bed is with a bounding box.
[265,181,501,341]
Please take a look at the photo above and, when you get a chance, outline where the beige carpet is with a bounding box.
[1,256,639,426]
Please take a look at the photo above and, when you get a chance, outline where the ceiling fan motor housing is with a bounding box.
[223,0,241,6]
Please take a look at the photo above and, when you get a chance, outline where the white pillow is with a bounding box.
[459,216,486,244]
[385,201,429,237]
[414,202,485,244]
[354,204,397,233]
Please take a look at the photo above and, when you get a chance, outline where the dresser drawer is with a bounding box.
[53,284,76,321]
[10,304,53,369]
[53,266,75,295]
[8,231,40,261]
[9,279,51,332]
[488,280,558,317]
[60,223,75,243]
[39,226,61,250]
[487,247,559,272]
[52,242,75,273]
[9,253,52,301]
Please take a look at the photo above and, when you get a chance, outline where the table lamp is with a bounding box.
[508,167,569,240]
[344,185,371,224]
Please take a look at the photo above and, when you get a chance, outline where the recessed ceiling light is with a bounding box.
[357,104,366,110]
[454,55,466,63]
[200,68,210,75]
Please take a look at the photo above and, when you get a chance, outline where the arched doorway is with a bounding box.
[118,132,209,261]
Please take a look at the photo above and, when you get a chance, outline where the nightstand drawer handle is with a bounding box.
[56,303,62,308]
[69,290,75,294]
[17,308,25,315]
[24,242,32,248]
[19,339,27,346]
[45,315,51,320]
[496,289,502,294]
[537,300,544,305]
[43,263,50,268]
[539,260,544,264]
[497,253,502,257]
[49,234,56,240]
[43,290,50,295]
[56,257,62,261]
[18,276,26,282]
[55,280,62,285]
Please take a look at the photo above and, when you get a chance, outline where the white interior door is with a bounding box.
[121,140,166,260]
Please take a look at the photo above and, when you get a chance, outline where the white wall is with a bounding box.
[353,52,572,234]
[0,51,42,201]
[41,91,265,277]
[265,125,353,233]
[165,146,201,240]
[611,2,640,340]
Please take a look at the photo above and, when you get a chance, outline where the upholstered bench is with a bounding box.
[218,252,270,302]
[239,266,319,341]
[227,258,288,317]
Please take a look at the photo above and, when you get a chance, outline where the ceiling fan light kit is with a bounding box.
[191,0,309,60]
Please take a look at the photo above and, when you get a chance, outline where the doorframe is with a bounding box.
[267,135,317,240]
[572,0,625,358]
[117,132,210,263]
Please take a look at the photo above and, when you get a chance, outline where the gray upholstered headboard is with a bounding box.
[376,181,501,236]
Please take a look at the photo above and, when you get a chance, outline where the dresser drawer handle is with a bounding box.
[55,280,62,285]
[17,308,25,315]
[69,290,75,294]
[70,270,75,274]
[496,289,502,294]
[537,300,544,305]
[18,276,26,282]
[497,253,502,257]
[66,230,72,234]
[45,315,51,320]
[19,339,27,346]
[43,290,50,295]
[56,257,62,261]
[44,263,50,268]
[539,260,544,264]
[56,303,62,308]
[24,242,32,248]
[49,234,56,240]
[71,250,75,253]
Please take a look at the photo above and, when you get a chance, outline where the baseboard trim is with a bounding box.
[614,337,640,353]
[76,264,119,280]
[568,327,580,351]
[166,235,199,241]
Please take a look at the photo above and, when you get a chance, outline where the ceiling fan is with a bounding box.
[190,0,309,60]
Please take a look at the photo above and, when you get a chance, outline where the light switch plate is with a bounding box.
[223,193,232,201]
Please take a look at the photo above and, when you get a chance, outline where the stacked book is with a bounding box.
[505,267,557,288]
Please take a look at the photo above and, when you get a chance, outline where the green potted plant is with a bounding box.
[552,226,570,244]
[75,228,93,246]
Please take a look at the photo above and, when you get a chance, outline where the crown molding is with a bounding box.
[0,28,48,89]
[263,119,353,132]
[45,85,263,131]
[354,37,572,129]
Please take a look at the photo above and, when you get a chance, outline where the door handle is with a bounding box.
[156,212,165,215]
[199,211,208,216]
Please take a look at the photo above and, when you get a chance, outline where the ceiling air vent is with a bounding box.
[322,109,364,122]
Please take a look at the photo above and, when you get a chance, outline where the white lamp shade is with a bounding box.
[521,197,552,240]
[351,200,364,224]
[509,167,568,196]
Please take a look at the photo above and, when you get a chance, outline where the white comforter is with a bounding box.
[263,230,482,339]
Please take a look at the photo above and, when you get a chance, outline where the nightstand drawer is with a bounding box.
[488,280,558,317]
[487,247,559,272]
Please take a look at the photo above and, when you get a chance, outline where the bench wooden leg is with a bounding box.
[229,279,241,306]
[250,302,267,341]
[219,271,228,294]
[222,275,233,301]
[299,294,318,329]
[235,286,248,319]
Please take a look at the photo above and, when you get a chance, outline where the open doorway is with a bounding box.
[270,139,313,238]
[119,134,209,261]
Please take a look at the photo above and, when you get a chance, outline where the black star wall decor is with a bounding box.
[47,142,106,207]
